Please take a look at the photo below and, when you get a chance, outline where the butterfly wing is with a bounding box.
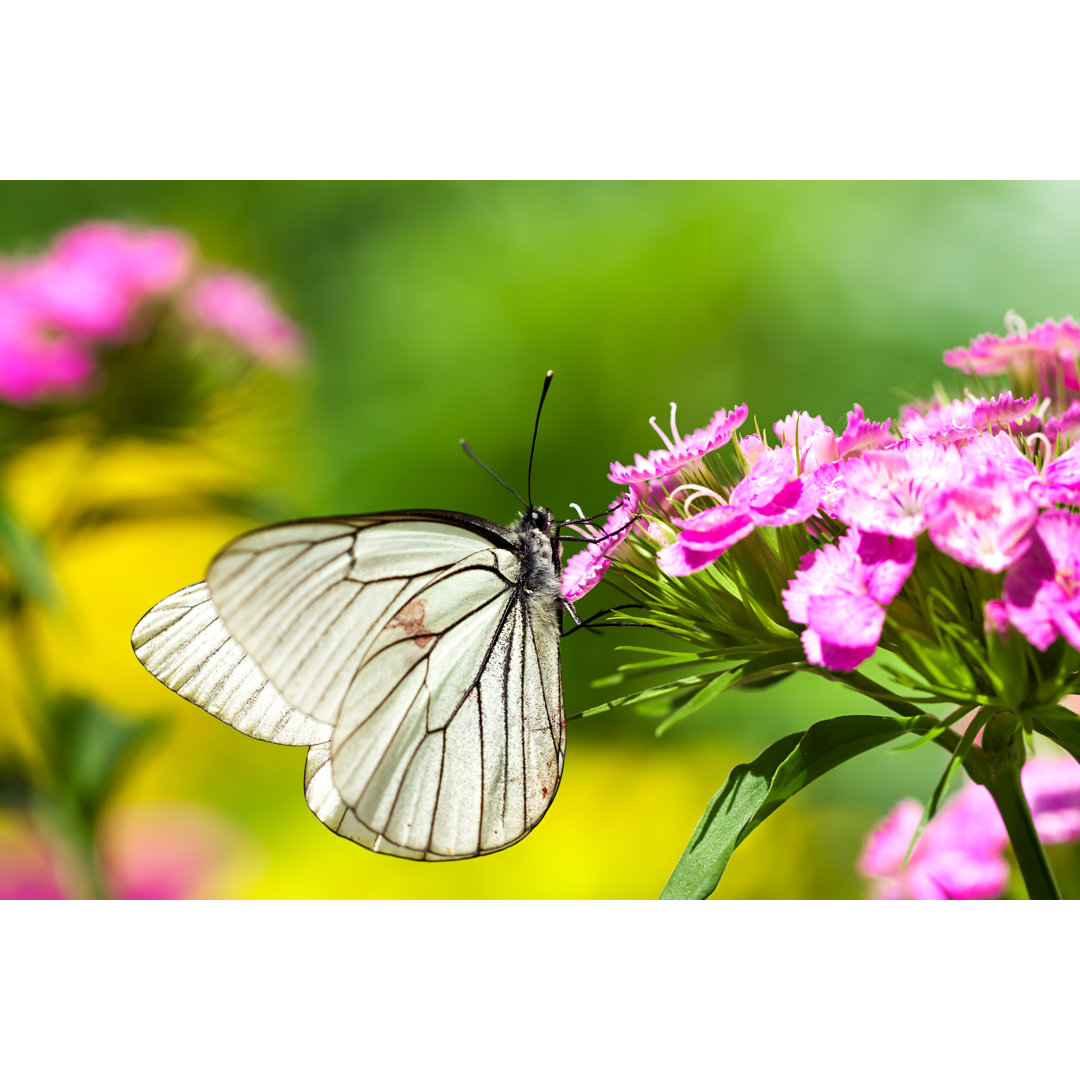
[132,512,565,860]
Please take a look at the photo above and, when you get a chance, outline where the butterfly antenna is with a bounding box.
[527,370,554,509]
[460,439,529,508]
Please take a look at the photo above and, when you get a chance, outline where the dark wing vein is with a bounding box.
[343,574,525,857]
[526,607,560,754]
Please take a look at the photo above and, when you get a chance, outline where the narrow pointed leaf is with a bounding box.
[568,674,712,721]
[655,669,740,736]
[1033,705,1080,767]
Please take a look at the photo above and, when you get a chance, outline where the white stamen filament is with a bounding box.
[667,483,724,515]
[1029,431,1052,467]
[566,503,605,541]
[668,401,681,444]
[648,413,677,453]
[1005,309,1027,336]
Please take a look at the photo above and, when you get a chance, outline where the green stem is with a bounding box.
[983,764,1061,900]
[974,713,1062,901]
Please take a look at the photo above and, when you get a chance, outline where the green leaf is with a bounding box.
[567,674,714,721]
[0,749,33,808]
[659,712,934,899]
[1033,705,1080,767]
[589,672,626,689]
[0,500,59,609]
[42,695,162,823]
[654,669,740,736]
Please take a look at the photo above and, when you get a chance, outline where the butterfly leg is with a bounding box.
[560,604,647,638]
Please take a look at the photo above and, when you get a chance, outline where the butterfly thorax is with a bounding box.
[512,507,561,610]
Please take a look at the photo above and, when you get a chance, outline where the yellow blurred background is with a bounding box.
[5,181,1080,898]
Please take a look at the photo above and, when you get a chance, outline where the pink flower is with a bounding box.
[771,407,893,470]
[1022,756,1080,845]
[189,271,305,367]
[927,472,1038,573]
[561,548,610,603]
[899,392,1038,443]
[944,316,1080,383]
[657,504,755,577]
[657,446,827,578]
[560,493,638,602]
[838,441,964,538]
[959,431,1039,493]
[1043,400,1080,444]
[836,404,893,456]
[608,402,747,484]
[772,411,838,470]
[0,804,253,900]
[0,270,96,404]
[996,510,1080,651]
[860,755,1080,899]
[781,529,916,671]
[23,221,192,339]
[737,432,766,467]
[1034,442,1080,507]
[729,446,825,525]
[859,787,1009,900]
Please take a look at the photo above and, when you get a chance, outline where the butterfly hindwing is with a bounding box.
[132,511,566,860]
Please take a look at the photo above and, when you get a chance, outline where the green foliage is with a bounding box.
[660,714,937,899]
[39,694,161,827]
[0,750,33,809]
[0,499,58,610]
[1033,705,1080,767]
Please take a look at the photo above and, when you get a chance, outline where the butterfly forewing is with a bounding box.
[131,582,330,745]
[132,511,566,860]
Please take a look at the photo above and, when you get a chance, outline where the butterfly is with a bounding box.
[132,373,574,861]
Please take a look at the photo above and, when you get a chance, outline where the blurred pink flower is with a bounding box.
[0,804,254,900]
[1022,757,1080,845]
[22,221,192,339]
[835,404,893,457]
[860,754,1080,899]
[189,271,305,367]
[0,267,96,404]
[859,787,1009,900]
[943,316,1080,385]
[899,392,1038,444]
[0,826,69,899]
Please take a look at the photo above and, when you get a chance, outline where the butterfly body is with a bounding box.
[132,506,566,861]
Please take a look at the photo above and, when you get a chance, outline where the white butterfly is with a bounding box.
[131,387,571,861]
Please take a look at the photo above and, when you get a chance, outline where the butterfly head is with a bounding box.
[521,506,555,536]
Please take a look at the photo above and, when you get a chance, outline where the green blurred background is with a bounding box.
[4,180,1080,898]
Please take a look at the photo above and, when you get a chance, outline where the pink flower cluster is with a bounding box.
[0,220,304,406]
[944,316,1080,393]
[0,804,252,900]
[568,316,1080,672]
[859,755,1080,899]
[188,271,305,370]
